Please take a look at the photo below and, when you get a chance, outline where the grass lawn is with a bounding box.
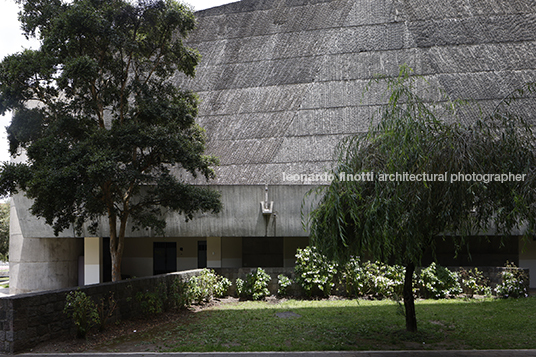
[98,297,536,352]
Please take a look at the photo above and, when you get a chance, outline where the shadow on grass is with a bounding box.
[98,297,536,353]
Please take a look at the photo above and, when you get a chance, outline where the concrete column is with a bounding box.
[84,237,101,285]
[519,237,536,288]
[207,236,221,268]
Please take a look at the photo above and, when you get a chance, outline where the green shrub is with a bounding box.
[236,268,271,300]
[277,274,292,296]
[136,290,164,315]
[235,278,245,297]
[189,268,231,303]
[342,258,404,298]
[458,267,492,297]
[417,262,462,299]
[64,290,100,338]
[96,292,117,331]
[214,276,232,298]
[495,262,529,298]
[295,246,338,297]
[170,278,192,309]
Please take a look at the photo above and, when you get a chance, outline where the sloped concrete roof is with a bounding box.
[173,0,536,185]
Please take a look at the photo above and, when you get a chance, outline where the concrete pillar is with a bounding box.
[207,236,221,268]
[519,237,536,288]
[84,237,101,285]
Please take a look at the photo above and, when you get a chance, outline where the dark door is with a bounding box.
[102,237,112,282]
[198,240,207,268]
[153,242,177,275]
[242,237,283,267]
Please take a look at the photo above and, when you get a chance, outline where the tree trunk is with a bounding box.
[403,262,417,332]
[108,214,126,282]
[110,236,122,282]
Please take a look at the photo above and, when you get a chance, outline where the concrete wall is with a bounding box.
[12,185,315,239]
[9,202,84,294]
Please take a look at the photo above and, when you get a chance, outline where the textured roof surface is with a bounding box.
[173,0,536,185]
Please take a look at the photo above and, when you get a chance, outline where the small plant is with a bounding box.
[64,290,100,338]
[495,261,529,298]
[343,258,404,298]
[170,278,192,309]
[97,292,118,331]
[214,276,232,298]
[294,246,338,297]
[277,274,292,296]
[189,268,231,303]
[235,278,245,297]
[417,262,462,299]
[458,267,492,297]
[136,290,164,315]
[237,268,271,300]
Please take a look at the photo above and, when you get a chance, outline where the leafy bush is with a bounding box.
[458,267,492,297]
[189,268,231,303]
[170,278,193,309]
[495,262,529,298]
[295,246,338,297]
[136,290,164,315]
[343,259,404,298]
[277,274,292,296]
[64,290,100,338]
[214,276,232,298]
[236,268,271,300]
[96,292,117,331]
[417,262,462,299]
[235,277,245,297]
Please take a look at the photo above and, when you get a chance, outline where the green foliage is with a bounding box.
[495,262,529,298]
[0,203,9,261]
[136,290,164,315]
[304,65,536,331]
[295,246,338,297]
[0,0,222,281]
[189,268,231,303]
[235,278,245,297]
[343,258,404,298]
[416,263,462,299]
[236,268,271,301]
[214,276,232,298]
[96,292,117,332]
[64,290,100,338]
[458,267,492,297]
[170,278,193,309]
[277,274,292,296]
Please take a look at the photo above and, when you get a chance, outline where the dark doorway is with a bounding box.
[102,237,112,283]
[153,242,177,275]
[198,240,207,268]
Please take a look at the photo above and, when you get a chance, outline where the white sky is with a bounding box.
[0,0,237,163]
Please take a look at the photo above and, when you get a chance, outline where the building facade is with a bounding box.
[10,0,536,293]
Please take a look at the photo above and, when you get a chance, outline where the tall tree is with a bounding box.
[0,0,222,281]
[305,66,535,331]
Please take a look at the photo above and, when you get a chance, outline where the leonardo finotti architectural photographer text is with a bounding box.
[282,172,527,184]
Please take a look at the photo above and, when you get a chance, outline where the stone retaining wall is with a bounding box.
[0,269,202,354]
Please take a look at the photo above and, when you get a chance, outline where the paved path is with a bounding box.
[14,351,536,357]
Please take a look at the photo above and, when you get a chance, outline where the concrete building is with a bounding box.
[9,0,536,293]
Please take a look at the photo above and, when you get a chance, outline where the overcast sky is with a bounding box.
[0,0,237,163]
